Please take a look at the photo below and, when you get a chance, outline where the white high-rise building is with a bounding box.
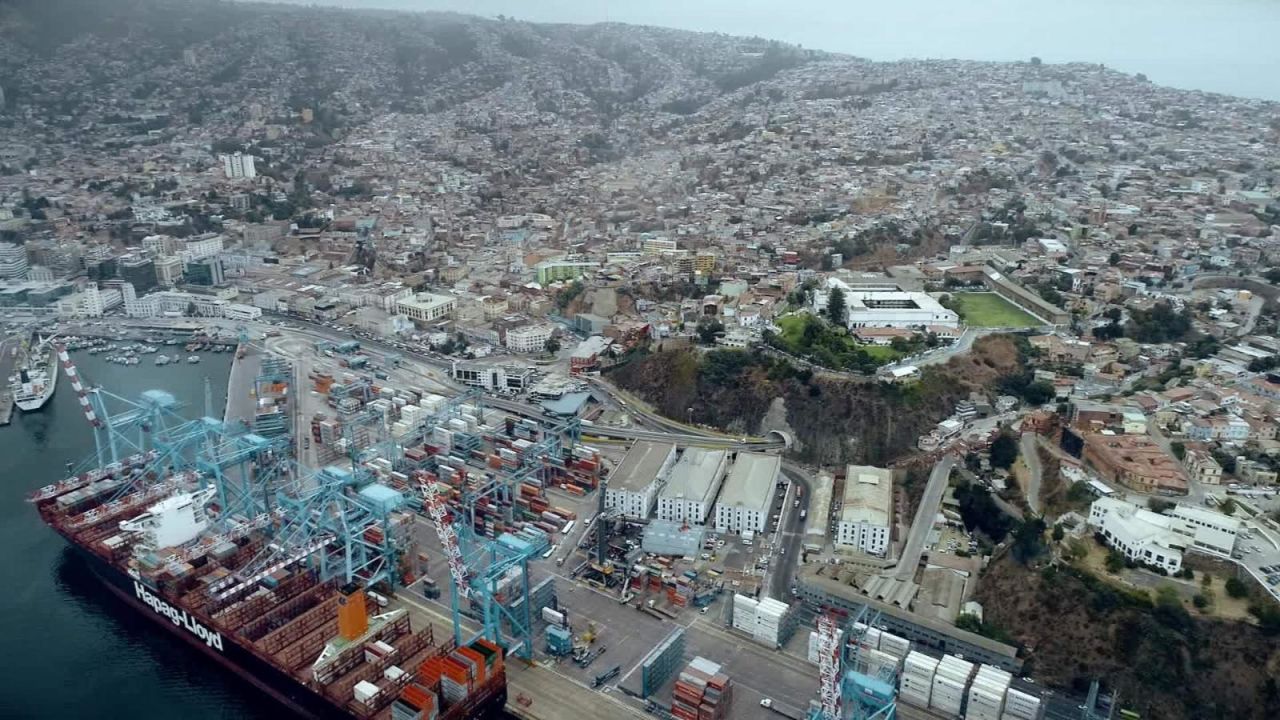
[221,152,257,179]
[0,242,29,280]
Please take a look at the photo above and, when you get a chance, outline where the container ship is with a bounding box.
[30,454,509,720]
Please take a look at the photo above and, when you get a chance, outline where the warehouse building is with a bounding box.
[714,452,780,535]
[656,449,729,525]
[795,565,1020,672]
[836,465,894,557]
[605,441,677,520]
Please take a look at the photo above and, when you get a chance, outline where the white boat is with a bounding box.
[187,355,200,364]
[10,339,58,412]
[155,354,170,366]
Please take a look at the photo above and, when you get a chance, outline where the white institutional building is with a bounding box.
[1087,497,1242,574]
[813,277,959,330]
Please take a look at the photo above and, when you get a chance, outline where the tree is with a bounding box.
[544,336,561,354]
[1108,251,1121,266]
[1011,517,1047,564]
[1030,56,1042,66]
[697,320,724,345]
[1023,380,1055,405]
[989,431,1018,470]
[1225,577,1248,598]
[1147,497,1175,514]
[825,286,846,326]
[1051,525,1065,542]
[1218,498,1238,516]
[1105,549,1126,573]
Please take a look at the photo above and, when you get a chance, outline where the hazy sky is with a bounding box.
[273,0,1280,101]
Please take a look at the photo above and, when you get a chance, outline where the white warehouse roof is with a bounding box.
[841,465,894,527]
[660,448,728,505]
[610,441,675,493]
[719,452,780,511]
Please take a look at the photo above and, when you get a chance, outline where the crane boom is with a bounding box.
[818,613,841,720]
[54,341,102,428]
[420,479,470,600]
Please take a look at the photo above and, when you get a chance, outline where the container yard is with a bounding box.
[24,350,527,720]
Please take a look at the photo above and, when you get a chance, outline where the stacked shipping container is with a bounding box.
[671,657,733,720]
[899,651,938,708]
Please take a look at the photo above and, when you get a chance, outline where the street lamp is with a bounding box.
[687,406,694,426]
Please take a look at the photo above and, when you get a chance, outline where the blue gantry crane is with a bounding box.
[810,605,898,720]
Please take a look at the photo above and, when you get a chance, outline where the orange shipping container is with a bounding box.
[456,646,487,684]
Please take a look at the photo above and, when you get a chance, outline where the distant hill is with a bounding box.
[0,0,822,133]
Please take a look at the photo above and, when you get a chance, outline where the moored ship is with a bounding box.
[30,405,508,720]
[11,339,58,411]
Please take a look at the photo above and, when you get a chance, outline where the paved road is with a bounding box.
[1020,432,1043,515]
[894,455,956,581]
[763,463,812,600]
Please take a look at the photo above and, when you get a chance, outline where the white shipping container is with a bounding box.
[898,680,932,707]
[936,656,975,684]
[688,656,722,676]
[975,665,1013,686]
[878,631,910,658]
[863,648,901,676]
[384,665,407,682]
[353,680,380,704]
[541,607,566,626]
[931,675,967,715]
[1002,688,1041,720]
[904,651,940,673]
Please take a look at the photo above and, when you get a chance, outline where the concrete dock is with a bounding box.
[0,334,23,426]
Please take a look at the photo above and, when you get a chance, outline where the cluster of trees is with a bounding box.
[554,280,585,311]
[762,314,883,375]
[1127,301,1193,343]
[955,479,1014,540]
[989,431,1019,470]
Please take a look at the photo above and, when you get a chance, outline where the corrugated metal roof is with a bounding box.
[610,440,675,493]
[660,448,728,504]
[718,452,779,511]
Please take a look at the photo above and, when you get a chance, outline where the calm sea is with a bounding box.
[0,352,278,720]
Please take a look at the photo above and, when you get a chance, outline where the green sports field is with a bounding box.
[949,293,1042,328]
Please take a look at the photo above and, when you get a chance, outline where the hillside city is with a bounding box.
[2,2,1280,720]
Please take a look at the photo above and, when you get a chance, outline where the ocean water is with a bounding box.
[0,352,279,720]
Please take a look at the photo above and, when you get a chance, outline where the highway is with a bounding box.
[894,455,956,581]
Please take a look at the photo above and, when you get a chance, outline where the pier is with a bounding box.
[0,334,22,426]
